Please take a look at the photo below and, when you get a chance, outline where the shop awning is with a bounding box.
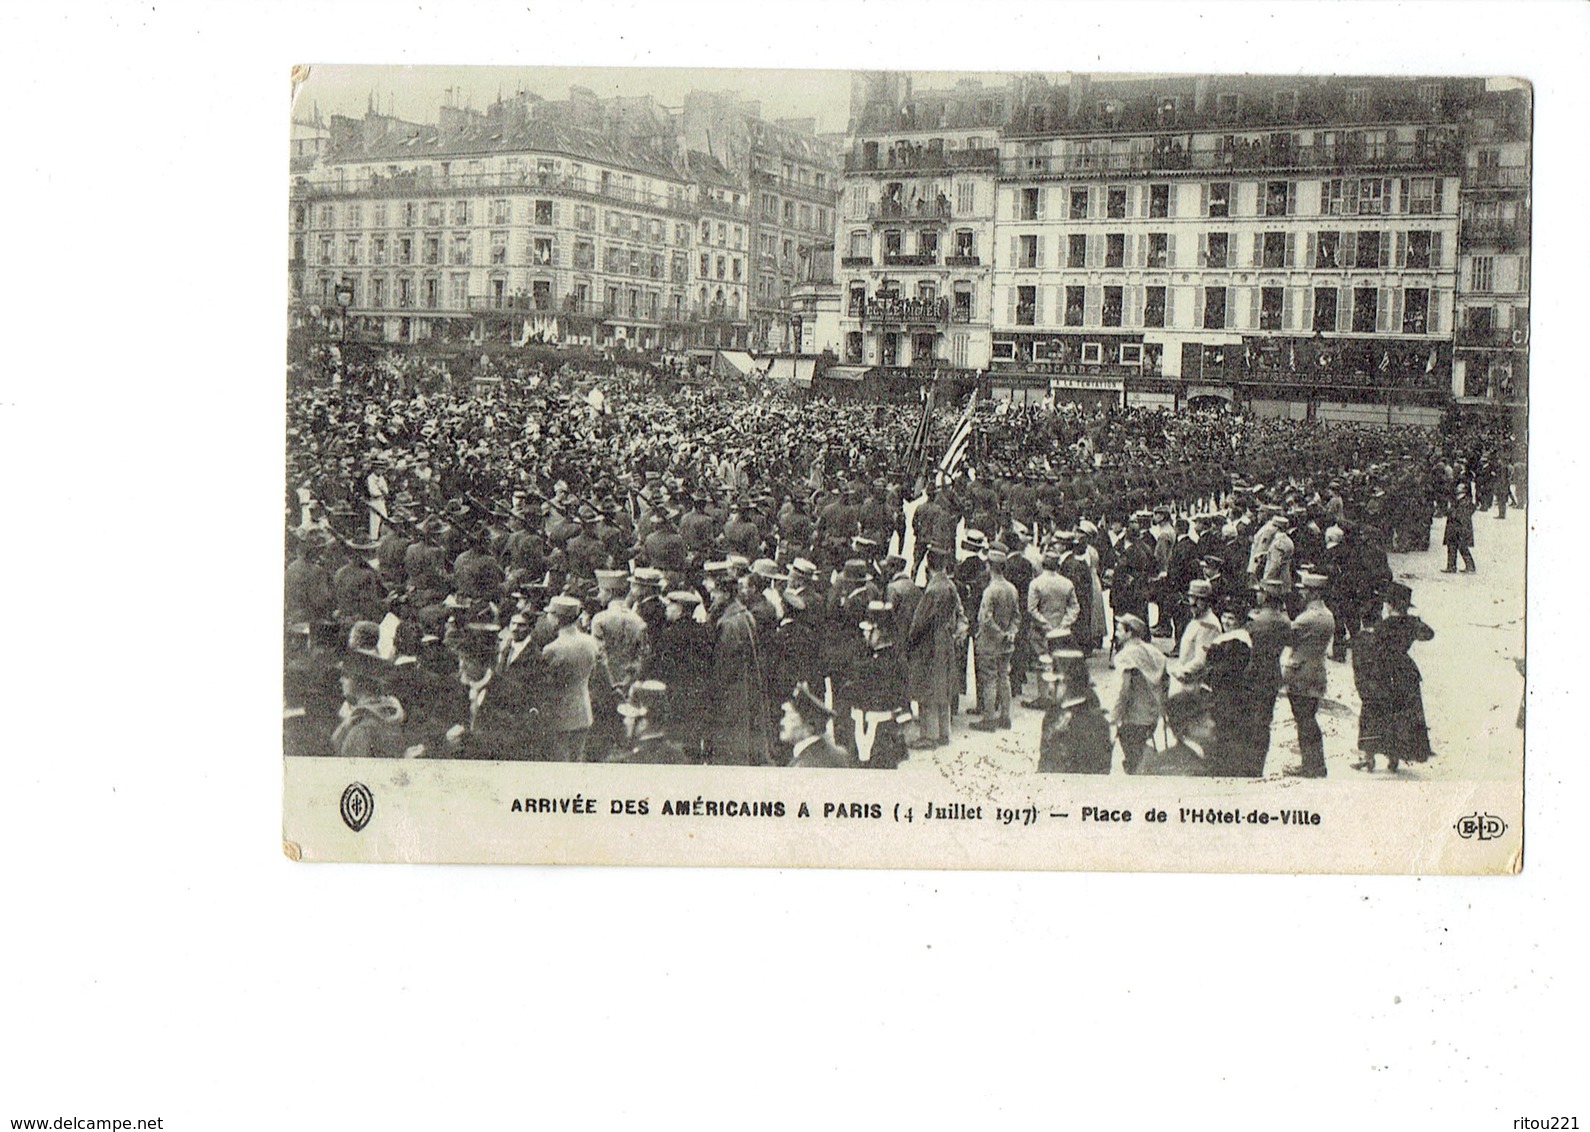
[766,358,796,382]
[718,350,756,377]
[792,358,816,387]
[824,365,868,382]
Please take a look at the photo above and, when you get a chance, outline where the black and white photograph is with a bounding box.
[282,63,1528,872]
[5,4,1586,1127]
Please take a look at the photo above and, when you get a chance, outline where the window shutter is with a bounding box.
[1198,232,1209,267]
[1055,287,1066,325]
[1389,288,1403,334]
[1285,231,1297,268]
[1399,178,1410,214]
[1165,287,1177,328]
[1431,231,1443,269]
[1319,182,1330,213]
[1305,232,1317,269]
[1342,231,1357,267]
[1127,284,1142,328]
[1429,291,1441,334]
[1194,287,1205,329]
[1286,182,1297,215]
[1036,236,1045,269]
[1089,233,1103,268]
[1395,231,1407,268]
[1200,183,1210,216]
[1039,286,1051,326]
[1091,187,1102,219]
[1379,231,1392,269]
[1166,233,1178,270]
[1250,232,1263,269]
[1337,286,1351,333]
[1007,286,1017,326]
[1284,287,1301,330]
[1009,235,1018,267]
[1168,186,1178,218]
[1085,285,1102,326]
[1138,234,1148,268]
[1224,289,1235,329]
[1036,188,1045,220]
[1139,186,1149,218]
[1248,287,1261,329]
[1434,178,1444,213]
[1377,288,1392,333]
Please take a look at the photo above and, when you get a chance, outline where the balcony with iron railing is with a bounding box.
[293,169,710,217]
[844,146,1001,174]
[944,254,981,268]
[869,199,953,222]
[1464,165,1531,190]
[751,168,840,205]
[1461,216,1530,247]
[1001,139,1463,180]
[882,251,939,267]
[840,255,874,268]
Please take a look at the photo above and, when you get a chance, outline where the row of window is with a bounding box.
[1001,283,1442,335]
[846,228,981,261]
[758,194,830,234]
[297,199,745,249]
[1008,176,1446,222]
[300,230,747,280]
[998,228,1447,271]
[846,178,983,220]
[309,273,747,322]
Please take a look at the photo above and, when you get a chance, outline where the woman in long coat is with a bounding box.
[1352,583,1435,773]
[1442,485,1476,573]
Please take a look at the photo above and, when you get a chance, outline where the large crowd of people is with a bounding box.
[284,347,1521,776]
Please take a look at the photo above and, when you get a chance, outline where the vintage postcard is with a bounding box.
[282,65,1527,872]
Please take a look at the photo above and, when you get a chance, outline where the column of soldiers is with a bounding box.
[287,453,1438,777]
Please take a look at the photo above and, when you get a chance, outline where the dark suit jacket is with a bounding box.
[791,734,854,769]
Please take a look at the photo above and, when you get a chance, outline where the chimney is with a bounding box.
[1068,74,1091,119]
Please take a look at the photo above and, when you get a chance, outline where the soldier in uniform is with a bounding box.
[1280,572,1336,778]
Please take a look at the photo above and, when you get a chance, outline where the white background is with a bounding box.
[0,2,1584,1128]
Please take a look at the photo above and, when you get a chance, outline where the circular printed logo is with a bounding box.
[340,782,374,832]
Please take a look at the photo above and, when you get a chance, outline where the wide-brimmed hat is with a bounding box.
[1187,578,1215,600]
[617,679,669,720]
[751,558,789,582]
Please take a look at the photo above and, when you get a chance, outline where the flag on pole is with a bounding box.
[906,384,937,481]
[936,390,978,484]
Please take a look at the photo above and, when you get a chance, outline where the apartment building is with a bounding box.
[289,89,741,351]
[833,73,1010,377]
[1453,85,1531,406]
[680,91,841,353]
[991,75,1472,421]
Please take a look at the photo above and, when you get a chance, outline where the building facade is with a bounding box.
[1453,85,1531,408]
[680,92,841,353]
[289,89,754,351]
[991,75,1471,422]
[834,74,1009,377]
